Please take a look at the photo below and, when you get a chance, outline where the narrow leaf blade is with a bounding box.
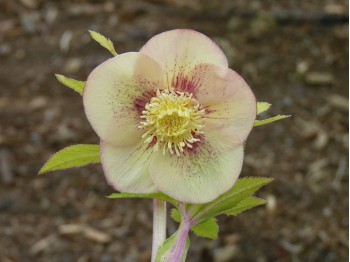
[55,74,85,95]
[192,219,219,239]
[39,144,100,174]
[107,192,178,206]
[224,196,266,216]
[257,102,271,115]
[89,30,117,56]
[254,115,291,127]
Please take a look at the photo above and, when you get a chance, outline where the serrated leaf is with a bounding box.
[192,177,273,222]
[156,232,190,262]
[191,218,218,239]
[107,192,178,206]
[55,74,85,95]
[257,102,271,115]
[89,30,117,56]
[254,115,291,127]
[170,208,181,223]
[224,196,266,216]
[39,144,100,175]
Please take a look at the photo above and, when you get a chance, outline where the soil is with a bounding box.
[0,0,348,261]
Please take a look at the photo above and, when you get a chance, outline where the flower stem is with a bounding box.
[152,199,167,262]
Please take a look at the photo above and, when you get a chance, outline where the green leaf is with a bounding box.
[156,232,190,262]
[224,196,266,216]
[55,74,85,95]
[254,115,291,127]
[39,144,100,175]
[191,218,218,239]
[89,30,117,56]
[257,102,271,115]
[170,208,181,223]
[191,177,273,222]
[107,192,178,206]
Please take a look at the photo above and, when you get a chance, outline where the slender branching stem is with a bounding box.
[152,199,167,262]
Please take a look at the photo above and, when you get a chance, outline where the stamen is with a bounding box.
[138,90,205,155]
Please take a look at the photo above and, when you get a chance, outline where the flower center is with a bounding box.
[139,90,205,155]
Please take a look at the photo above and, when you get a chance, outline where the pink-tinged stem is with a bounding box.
[152,199,167,262]
[166,204,192,262]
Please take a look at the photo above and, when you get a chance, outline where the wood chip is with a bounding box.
[305,72,334,85]
[58,224,111,243]
[58,224,84,235]
[0,149,14,185]
[214,245,238,262]
[83,227,112,244]
[30,234,56,255]
[327,94,348,112]
[324,4,347,15]
[20,0,38,9]
[266,194,277,213]
[308,159,329,174]
[313,131,329,150]
[29,96,48,110]
[294,117,320,139]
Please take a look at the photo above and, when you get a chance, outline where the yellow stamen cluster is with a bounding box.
[139,90,205,155]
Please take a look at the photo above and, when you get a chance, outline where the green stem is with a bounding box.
[152,199,167,262]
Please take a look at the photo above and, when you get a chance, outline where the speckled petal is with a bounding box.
[83,52,164,146]
[140,29,228,89]
[101,140,157,193]
[150,139,244,204]
[190,63,257,146]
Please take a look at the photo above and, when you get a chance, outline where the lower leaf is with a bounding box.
[39,144,100,175]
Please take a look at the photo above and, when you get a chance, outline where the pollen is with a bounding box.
[139,89,205,155]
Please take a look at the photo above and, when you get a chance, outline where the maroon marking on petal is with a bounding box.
[172,64,211,97]
[172,71,198,95]
[134,89,156,116]
[202,105,215,114]
[183,134,205,155]
[146,137,157,150]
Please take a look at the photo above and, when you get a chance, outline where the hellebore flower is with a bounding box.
[83,29,256,203]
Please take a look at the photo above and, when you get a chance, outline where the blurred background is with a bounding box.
[0,0,348,261]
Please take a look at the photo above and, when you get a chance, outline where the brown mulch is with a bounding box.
[0,0,348,261]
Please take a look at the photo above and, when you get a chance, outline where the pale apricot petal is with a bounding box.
[150,140,244,204]
[101,140,157,193]
[83,52,164,146]
[190,64,256,146]
[140,29,228,89]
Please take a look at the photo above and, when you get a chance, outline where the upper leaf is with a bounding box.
[257,102,271,115]
[224,196,266,216]
[55,74,85,95]
[108,192,178,206]
[254,115,291,127]
[39,144,100,175]
[191,218,219,239]
[191,177,274,222]
[89,30,118,56]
